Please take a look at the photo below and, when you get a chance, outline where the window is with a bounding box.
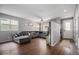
[65,22,71,30]
[0,18,19,31]
[0,19,10,31]
[10,20,19,31]
[42,23,49,31]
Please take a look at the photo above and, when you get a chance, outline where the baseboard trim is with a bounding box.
[53,39,61,46]
[63,38,73,40]
[0,40,12,44]
[49,39,61,47]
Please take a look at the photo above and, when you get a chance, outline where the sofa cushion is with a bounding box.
[15,33,20,37]
[15,36,29,40]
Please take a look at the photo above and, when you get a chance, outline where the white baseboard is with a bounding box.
[50,39,60,47]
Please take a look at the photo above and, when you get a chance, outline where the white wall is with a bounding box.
[73,5,79,48]
[48,17,61,46]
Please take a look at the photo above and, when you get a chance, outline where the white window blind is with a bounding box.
[0,18,19,31]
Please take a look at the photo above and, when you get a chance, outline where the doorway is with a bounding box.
[61,19,73,39]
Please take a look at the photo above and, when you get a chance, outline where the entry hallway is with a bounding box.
[0,38,78,55]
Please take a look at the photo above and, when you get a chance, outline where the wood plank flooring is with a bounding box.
[0,38,78,55]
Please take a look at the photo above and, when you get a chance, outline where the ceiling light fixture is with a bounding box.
[64,9,67,12]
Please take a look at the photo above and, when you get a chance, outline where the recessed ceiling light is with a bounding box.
[64,10,67,12]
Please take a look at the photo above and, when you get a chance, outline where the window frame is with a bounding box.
[65,22,71,31]
[0,18,19,31]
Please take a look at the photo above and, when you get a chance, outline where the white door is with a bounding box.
[62,20,73,39]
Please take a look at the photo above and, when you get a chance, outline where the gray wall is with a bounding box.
[20,20,39,31]
[0,13,30,43]
[0,13,40,43]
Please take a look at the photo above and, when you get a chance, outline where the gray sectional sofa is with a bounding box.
[13,31,48,44]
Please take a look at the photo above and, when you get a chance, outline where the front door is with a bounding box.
[62,20,73,39]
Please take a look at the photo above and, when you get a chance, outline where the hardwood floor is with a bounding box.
[0,38,78,55]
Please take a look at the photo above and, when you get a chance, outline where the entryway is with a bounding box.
[61,19,74,40]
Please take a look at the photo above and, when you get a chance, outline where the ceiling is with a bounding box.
[0,4,76,22]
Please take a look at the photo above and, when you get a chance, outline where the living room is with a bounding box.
[0,4,79,55]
